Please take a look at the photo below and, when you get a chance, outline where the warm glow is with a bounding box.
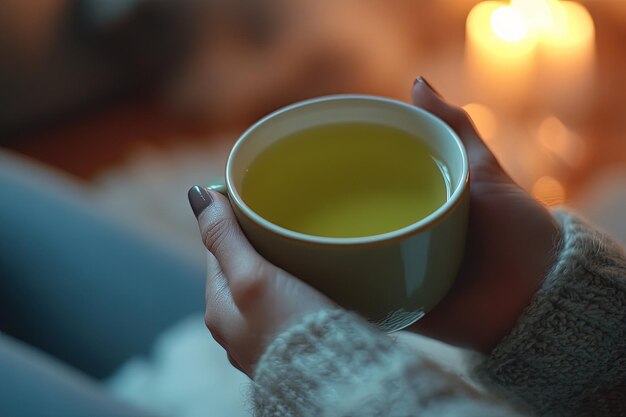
[470,0,595,49]
[542,2,595,47]
[490,6,528,42]
[465,1,537,103]
[466,2,536,54]
[466,0,595,108]
[532,176,566,206]
[463,103,498,141]
[511,0,559,33]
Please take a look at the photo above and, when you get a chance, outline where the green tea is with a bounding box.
[241,123,448,238]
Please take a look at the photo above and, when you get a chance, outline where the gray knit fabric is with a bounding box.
[475,210,626,416]
[252,310,526,417]
[252,211,626,416]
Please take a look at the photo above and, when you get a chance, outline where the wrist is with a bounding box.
[486,212,563,350]
[410,206,563,354]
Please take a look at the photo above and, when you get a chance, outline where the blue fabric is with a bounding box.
[0,150,204,378]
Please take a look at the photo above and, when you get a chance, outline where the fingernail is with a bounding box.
[188,185,213,218]
[414,76,442,97]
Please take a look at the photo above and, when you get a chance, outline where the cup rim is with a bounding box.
[225,94,469,247]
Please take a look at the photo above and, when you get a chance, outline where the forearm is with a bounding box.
[474,210,626,416]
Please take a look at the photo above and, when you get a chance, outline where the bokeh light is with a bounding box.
[538,116,585,167]
[532,176,566,206]
[463,103,498,142]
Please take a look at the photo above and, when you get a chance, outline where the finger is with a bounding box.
[227,353,247,375]
[188,186,266,285]
[204,251,238,323]
[204,250,245,342]
[411,77,499,171]
[189,185,276,311]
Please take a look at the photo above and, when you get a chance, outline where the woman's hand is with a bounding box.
[189,77,563,374]
[408,78,561,353]
[188,186,335,377]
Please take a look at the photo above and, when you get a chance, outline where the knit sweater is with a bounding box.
[252,211,626,417]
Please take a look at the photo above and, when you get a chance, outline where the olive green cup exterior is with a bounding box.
[214,95,469,332]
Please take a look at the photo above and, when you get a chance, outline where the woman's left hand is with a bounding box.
[188,186,335,377]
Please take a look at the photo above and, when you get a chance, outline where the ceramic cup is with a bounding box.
[209,95,469,331]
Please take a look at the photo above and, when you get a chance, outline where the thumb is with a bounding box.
[188,185,334,330]
[412,77,500,173]
[187,185,266,291]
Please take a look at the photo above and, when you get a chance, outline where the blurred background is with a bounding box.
[1,0,625,246]
[1,1,625,414]
[0,0,626,247]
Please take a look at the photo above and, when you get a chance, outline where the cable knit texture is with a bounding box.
[475,210,626,416]
[252,210,626,416]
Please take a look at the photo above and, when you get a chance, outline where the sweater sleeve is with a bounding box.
[474,210,626,417]
[251,210,626,417]
[251,309,528,417]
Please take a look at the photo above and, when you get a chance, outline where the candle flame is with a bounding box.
[470,0,594,47]
[490,6,528,42]
[511,0,559,33]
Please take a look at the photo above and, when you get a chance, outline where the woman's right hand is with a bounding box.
[408,77,562,353]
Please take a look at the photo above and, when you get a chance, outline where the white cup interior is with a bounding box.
[226,95,468,244]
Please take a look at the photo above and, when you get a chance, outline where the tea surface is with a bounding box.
[241,123,448,238]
